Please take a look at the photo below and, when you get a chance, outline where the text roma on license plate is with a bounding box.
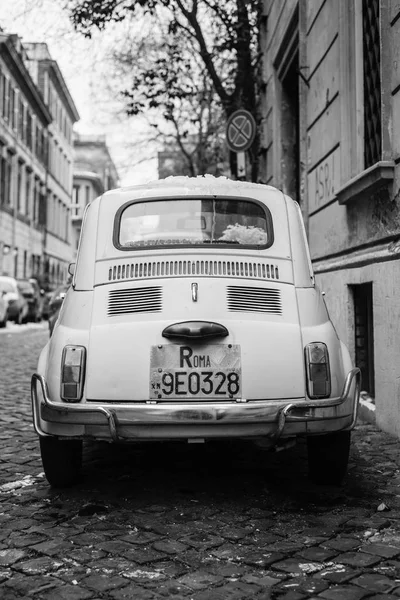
[150,344,241,400]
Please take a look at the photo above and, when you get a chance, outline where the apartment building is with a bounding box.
[0,34,79,288]
[0,34,51,280]
[25,42,79,287]
[72,134,119,253]
[259,0,400,437]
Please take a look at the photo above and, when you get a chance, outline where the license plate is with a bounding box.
[150,344,241,400]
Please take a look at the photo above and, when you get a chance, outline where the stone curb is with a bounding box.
[357,397,376,425]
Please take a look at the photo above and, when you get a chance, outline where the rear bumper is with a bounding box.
[31,369,361,443]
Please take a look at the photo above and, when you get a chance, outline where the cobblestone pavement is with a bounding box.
[1,324,400,599]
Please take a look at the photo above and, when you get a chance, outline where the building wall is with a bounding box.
[316,259,400,437]
[25,43,79,288]
[0,37,79,290]
[0,35,49,282]
[73,134,119,192]
[261,0,400,437]
[71,136,119,257]
[71,174,104,254]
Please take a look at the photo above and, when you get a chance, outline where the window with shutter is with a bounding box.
[362,0,381,168]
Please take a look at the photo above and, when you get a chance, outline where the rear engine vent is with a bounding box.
[227,286,282,315]
[108,286,162,316]
[108,260,279,282]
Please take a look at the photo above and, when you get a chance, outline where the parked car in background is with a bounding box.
[41,291,51,321]
[48,283,69,334]
[0,276,28,324]
[31,176,361,488]
[17,279,42,322]
[0,290,7,328]
[29,278,46,319]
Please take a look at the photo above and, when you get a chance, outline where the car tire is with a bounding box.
[0,318,6,328]
[39,436,83,487]
[307,430,351,485]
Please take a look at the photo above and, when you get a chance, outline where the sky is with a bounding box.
[0,0,158,186]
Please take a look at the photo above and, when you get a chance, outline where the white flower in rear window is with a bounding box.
[218,224,269,245]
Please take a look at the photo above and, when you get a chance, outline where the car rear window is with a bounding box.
[116,198,273,250]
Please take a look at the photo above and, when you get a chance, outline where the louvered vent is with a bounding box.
[227,286,282,315]
[108,260,279,282]
[108,287,162,316]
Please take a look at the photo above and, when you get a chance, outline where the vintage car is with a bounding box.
[31,176,360,488]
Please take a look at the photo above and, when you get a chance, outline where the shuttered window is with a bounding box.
[362,0,381,168]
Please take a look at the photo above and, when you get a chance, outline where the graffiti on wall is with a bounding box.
[308,146,340,213]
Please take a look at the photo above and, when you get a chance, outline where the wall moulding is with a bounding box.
[336,161,395,205]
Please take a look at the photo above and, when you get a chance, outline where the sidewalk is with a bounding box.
[358,391,376,426]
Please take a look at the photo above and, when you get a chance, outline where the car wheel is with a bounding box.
[39,436,83,487]
[307,430,351,485]
[0,318,6,328]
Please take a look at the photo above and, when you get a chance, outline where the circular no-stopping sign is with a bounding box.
[226,109,256,153]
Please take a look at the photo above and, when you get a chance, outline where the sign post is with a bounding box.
[237,152,246,178]
[225,109,256,180]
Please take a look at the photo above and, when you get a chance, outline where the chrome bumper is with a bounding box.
[31,368,361,443]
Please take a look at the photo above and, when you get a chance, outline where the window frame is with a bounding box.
[113,195,275,252]
[338,0,393,186]
[336,0,394,205]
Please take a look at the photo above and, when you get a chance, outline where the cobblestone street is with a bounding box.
[1,324,400,599]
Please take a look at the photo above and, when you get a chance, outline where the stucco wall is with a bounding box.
[316,261,400,438]
[309,181,400,261]
[261,0,400,438]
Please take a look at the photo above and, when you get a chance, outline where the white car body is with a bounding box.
[31,176,360,487]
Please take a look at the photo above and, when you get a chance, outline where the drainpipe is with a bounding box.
[298,0,309,238]
[43,139,49,289]
[10,149,17,277]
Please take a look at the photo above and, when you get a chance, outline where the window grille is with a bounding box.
[362,0,381,168]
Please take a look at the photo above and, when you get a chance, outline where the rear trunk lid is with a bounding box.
[85,267,305,401]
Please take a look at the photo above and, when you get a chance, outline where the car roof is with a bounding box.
[17,279,34,288]
[90,175,291,258]
[0,276,18,291]
[100,175,282,204]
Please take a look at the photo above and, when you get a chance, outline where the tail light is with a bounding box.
[305,342,331,398]
[61,346,86,402]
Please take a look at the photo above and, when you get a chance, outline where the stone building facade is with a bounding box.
[0,34,51,281]
[260,0,400,437]
[72,134,119,254]
[0,34,79,288]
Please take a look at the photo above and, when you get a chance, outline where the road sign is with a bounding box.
[226,109,256,153]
